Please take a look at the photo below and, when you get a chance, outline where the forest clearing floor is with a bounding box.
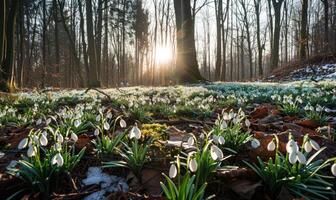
[0,81,336,199]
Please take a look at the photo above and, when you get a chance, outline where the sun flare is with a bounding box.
[155,46,173,65]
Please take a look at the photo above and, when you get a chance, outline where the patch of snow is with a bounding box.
[82,167,129,200]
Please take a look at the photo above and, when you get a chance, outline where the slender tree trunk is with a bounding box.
[173,0,204,83]
[78,0,89,86]
[270,0,284,70]
[86,0,100,87]
[254,0,263,77]
[1,0,19,91]
[53,0,60,87]
[321,0,329,51]
[299,0,308,61]
[214,0,222,81]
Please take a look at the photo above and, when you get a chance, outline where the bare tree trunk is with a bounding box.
[299,0,308,61]
[214,0,222,81]
[78,0,89,86]
[96,0,103,81]
[86,0,100,87]
[173,0,204,83]
[1,0,19,91]
[53,0,60,87]
[321,0,329,51]
[254,0,263,77]
[270,0,284,70]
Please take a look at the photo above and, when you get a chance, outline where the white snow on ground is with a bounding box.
[82,167,129,200]
[289,64,336,81]
[266,63,336,82]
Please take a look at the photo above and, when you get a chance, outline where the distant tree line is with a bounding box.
[0,0,335,91]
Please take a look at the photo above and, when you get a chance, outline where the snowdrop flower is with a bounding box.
[220,121,227,130]
[33,135,39,144]
[316,105,323,112]
[210,145,223,161]
[57,134,64,143]
[232,117,239,124]
[187,137,195,146]
[74,119,81,128]
[103,122,110,130]
[324,107,331,113]
[96,115,101,122]
[267,140,276,151]
[289,151,306,165]
[94,128,100,136]
[228,112,234,120]
[52,153,64,167]
[39,134,48,146]
[27,145,36,157]
[71,132,78,142]
[245,119,251,127]
[129,124,141,139]
[188,158,198,172]
[106,112,112,119]
[304,141,312,153]
[251,139,260,149]
[286,139,299,153]
[18,138,28,149]
[169,164,177,178]
[309,139,320,151]
[36,118,42,125]
[331,163,336,177]
[223,113,230,121]
[218,136,225,145]
[119,119,127,128]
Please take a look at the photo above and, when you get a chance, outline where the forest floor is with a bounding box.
[0,79,336,199]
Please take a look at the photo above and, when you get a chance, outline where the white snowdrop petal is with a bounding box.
[94,129,100,136]
[96,115,101,122]
[289,152,297,164]
[39,134,48,146]
[103,122,110,130]
[57,134,64,143]
[220,121,227,130]
[27,145,36,157]
[18,138,28,150]
[169,164,177,178]
[218,136,225,145]
[187,137,195,146]
[267,141,276,151]
[52,153,64,167]
[304,141,312,153]
[331,163,336,177]
[129,125,141,139]
[297,152,307,165]
[189,159,198,172]
[251,139,260,149]
[119,119,127,128]
[210,145,223,161]
[71,132,78,142]
[286,140,298,153]
[245,119,251,127]
[74,119,81,128]
[310,140,320,151]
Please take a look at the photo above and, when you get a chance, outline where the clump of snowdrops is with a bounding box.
[245,134,336,199]
[7,126,85,198]
[160,131,231,200]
